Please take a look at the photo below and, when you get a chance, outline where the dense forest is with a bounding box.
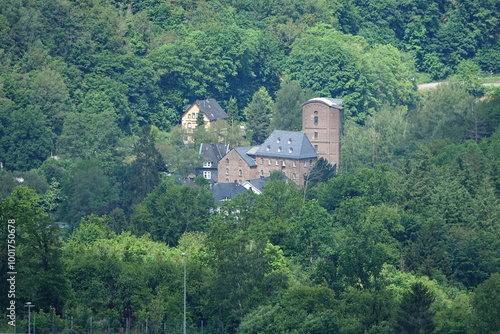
[1,0,500,333]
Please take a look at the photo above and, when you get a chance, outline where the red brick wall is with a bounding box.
[302,102,342,168]
[217,150,258,184]
[218,150,316,186]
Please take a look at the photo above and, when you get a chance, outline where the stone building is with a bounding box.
[196,96,344,190]
[218,130,318,186]
[302,97,343,169]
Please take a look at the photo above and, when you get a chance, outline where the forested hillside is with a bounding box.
[1,0,500,333]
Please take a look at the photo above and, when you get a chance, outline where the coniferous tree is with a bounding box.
[126,125,166,205]
[396,282,435,334]
[245,87,273,144]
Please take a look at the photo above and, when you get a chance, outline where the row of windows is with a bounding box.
[186,113,198,119]
[275,137,293,144]
[225,158,314,167]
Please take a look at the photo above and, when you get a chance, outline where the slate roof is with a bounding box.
[243,177,267,193]
[189,99,228,121]
[254,130,318,159]
[199,143,230,164]
[234,147,258,167]
[302,97,344,109]
[210,182,248,203]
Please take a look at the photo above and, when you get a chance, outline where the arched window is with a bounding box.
[226,158,229,165]
[238,169,242,177]
[314,116,318,125]
[225,168,229,175]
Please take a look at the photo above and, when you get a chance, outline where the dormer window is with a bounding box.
[289,147,293,153]
[203,161,212,168]
[288,138,292,144]
[276,137,281,143]
[266,145,271,151]
[278,146,282,152]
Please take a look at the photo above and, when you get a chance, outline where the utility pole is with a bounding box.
[181,253,187,334]
[24,302,35,334]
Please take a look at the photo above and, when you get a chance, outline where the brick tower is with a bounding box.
[302,98,343,169]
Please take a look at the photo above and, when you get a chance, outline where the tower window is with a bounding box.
[314,131,318,139]
[314,116,318,125]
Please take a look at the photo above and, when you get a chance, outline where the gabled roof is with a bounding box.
[302,97,343,109]
[199,143,230,164]
[234,147,258,167]
[187,99,228,121]
[210,182,248,203]
[242,177,267,194]
[254,130,318,159]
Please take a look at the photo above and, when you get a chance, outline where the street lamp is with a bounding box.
[181,253,187,334]
[24,302,35,334]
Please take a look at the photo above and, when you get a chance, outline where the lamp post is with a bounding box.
[24,302,35,334]
[181,252,187,334]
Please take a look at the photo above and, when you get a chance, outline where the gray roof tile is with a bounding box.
[254,130,318,159]
[192,99,228,121]
[302,97,343,109]
[210,182,248,203]
[234,147,258,167]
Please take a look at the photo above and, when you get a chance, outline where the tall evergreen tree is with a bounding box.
[126,125,166,205]
[244,87,273,144]
[396,282,435,334]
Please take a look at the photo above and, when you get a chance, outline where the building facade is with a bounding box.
[196,143,230,183]
[218,130,318,186]
[302,98,343,169]
[181,99,228,142]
